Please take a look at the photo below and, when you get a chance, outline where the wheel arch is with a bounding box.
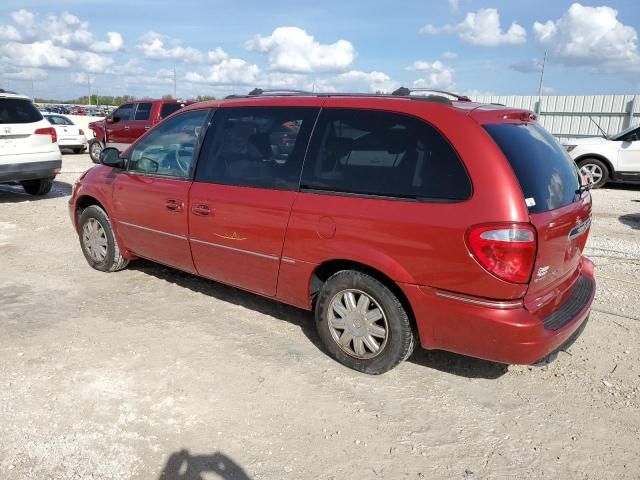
[574,154,615,176]
[309,259,416,327]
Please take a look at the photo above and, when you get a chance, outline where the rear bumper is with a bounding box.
[400,256,595,365]
[58,137,87,148]
[0,159,62,183]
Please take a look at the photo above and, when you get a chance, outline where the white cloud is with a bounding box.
[0,40,114,72]
[448,0,461,14]
[330,70,398,93]
[533,3,640,73]
[91,32,124,53]
[442,50,458,60]
[4,66,47,81]
[407,60,455,90]
[185,58,261,85]
[420,8,526,46]
[245,27,355,73]
[137,31,227,64]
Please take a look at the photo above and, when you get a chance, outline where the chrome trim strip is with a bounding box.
[568,217,592,241]
[436,290,523,309]
[190,237,280,261]
[118,220,187,240]
[281,257,296,264]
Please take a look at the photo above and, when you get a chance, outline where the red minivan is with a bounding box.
[69,89,595,374]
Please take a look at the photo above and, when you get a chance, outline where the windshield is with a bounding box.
[611,123,640,140]
[484,123,582,214]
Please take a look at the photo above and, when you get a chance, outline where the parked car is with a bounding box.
[87,99,194,163]
[44,114,87,154]
[0,89,62,195]
[564,123,640,188]
[69,89,595,374]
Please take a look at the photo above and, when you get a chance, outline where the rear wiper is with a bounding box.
[576,183,592,194]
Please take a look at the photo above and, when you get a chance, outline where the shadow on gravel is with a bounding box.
[132,260,507,379]
[0,180,72,203]
[158,449,252,480]
[603,183,640,191]
[408,349,508,379]
[619,213,640,230]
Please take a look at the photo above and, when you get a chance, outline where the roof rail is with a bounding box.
[248,88,314,96]
[391,87,471,102]
[0,88,19,95]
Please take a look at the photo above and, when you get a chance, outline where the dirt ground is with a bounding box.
[1,153,639,480]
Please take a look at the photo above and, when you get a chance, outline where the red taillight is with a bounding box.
[79,128,85,136]
[35,126,57,143]
[466,223,537,284]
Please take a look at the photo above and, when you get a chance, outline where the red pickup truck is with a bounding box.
[88,99,193,162]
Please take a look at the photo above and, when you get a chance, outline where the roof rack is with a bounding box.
[223,88,471,106]
[248,88,314,96]
[391,87,471,102]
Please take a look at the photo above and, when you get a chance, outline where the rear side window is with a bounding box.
[160,103,186,119]
[46,115,72,125]
[196,107,319,190]
[134,102,153,120]
[484,123,581,213]
[0,98,43,124]
[301,109,471,201]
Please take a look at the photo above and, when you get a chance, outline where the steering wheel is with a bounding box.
[173,145,192,174]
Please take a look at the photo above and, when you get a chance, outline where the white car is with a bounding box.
[43,114,87,154]
[564,124,640,188]
[0,90,62,196]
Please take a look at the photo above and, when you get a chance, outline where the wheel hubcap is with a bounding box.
[82,218,108,262]
[327,289,389,359]
[91,143,102,157]
[580,164,603,184]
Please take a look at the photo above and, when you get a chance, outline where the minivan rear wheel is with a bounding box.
[78,205,129,272]
[315,270,415,374]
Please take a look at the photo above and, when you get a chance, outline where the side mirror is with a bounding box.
[100,147,125,168]
[106,116,115,124]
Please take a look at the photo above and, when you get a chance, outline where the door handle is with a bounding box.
[123,126,130,131]
[144,125,151,130]
[165,199,184,212]
[191,203,210,216]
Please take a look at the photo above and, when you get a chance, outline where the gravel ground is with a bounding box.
[0,154,639,480]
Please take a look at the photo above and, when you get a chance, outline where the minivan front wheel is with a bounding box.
[315,270,415,374]
[78,205,129,272]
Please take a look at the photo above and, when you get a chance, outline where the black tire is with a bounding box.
[78,205,129,272]
[88,139,102,163]
[73,148,84,154]
[315,270,416,374]
[578,158,610,189]
[21,178,53,196]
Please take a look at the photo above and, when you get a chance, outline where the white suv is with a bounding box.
[0,90,62,195]
[564,124,640,188]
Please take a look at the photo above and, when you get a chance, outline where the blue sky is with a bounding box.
[1,0,639,100]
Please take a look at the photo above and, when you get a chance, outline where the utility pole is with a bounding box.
[87,75,92,106]
[536,51,547,115]
[172,66,177,99]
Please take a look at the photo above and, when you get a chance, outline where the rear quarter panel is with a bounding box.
[280,98,532,306]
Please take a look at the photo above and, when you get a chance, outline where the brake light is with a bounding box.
[466,223,537,284]
[35,126,57,143]
[79,128,85,136]
[502,112,537,122]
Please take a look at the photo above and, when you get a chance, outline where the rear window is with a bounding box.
[484,123,581,213]
[0,98,43,124]
[160,103,186,119]
[301,109,471,201]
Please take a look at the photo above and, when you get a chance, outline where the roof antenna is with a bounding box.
[248,88,263,96]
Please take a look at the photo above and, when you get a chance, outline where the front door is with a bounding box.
[106,103,134,150]
[618,127,640,173]
[111,108,211,273]
[189,105,320,296]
